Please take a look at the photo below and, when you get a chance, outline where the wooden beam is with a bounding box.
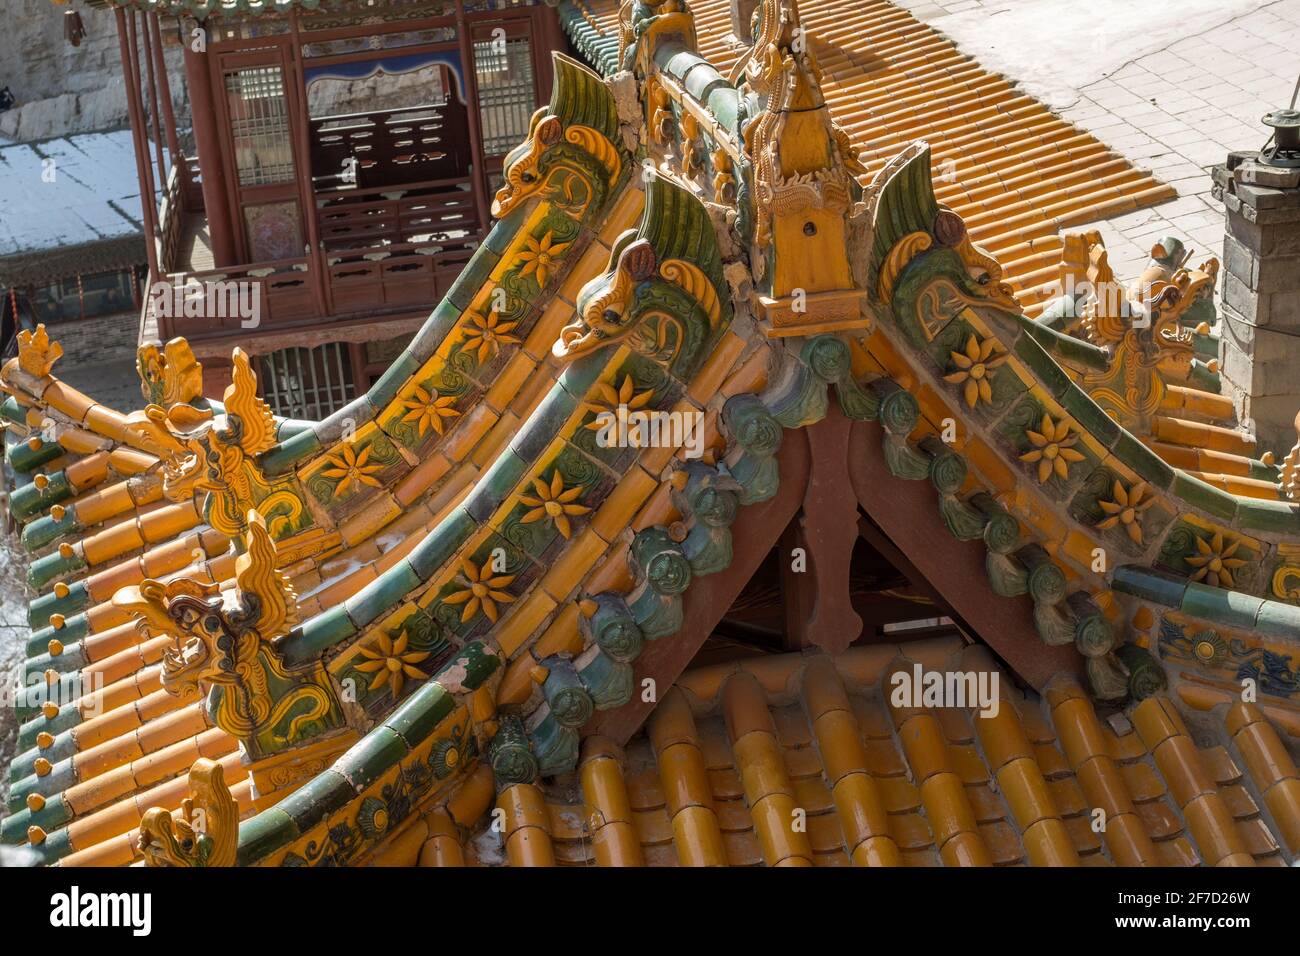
[139,9,169,188]
[856,513,949,610]
[288,9,332,319]
[585,427,811,745]
[182,30,237,267]
[454,3,491,234]
[778,520,810,650]
[148,13,183,184]
[847,418,1083,690]
[791,400,863,653]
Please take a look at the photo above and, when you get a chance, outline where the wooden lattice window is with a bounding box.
[224,65,296,187]
[473,33,537,156]
[259,342,356,420]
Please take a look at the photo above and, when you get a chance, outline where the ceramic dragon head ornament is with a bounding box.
[1045,232,1219,427]
[137,337,204,408]
[492,54,624,221]
[1066,233,1218,373]
[556,231,660,360]
[493,107,565,218]
[138,758,238,867]
[114,509,297,701]
[13,324,63,379]
[160,348,280,534]
[554,172,729,381]
[123,340,216,495]
[617,0,697,77]
[110,509,339,758]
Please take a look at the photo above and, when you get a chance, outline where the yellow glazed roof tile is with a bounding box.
[467,640,1294,866]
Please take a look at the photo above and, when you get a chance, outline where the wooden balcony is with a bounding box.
[145,169,483,345]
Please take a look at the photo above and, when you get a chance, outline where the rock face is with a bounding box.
[0,1,188,142]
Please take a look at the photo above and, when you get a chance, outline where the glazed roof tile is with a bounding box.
[560,0,1176,312]
[461,641,1295,867]
[557,0,1281,494]
[4,8,1300,870]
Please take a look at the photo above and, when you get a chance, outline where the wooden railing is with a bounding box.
[316,177,479,253]
[310,102,471,192]
[151,257,314,340]
[157,165,186,276]
[146,174,485,341]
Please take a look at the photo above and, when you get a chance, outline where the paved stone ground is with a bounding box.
[55,358,148,415]
[895,0,1300,281]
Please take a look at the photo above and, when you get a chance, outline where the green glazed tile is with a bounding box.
[407,506,477,579]
[1171,471,1238,522]
[275,769,357,832]
[27,547,86,590]
[344,560,422,631]
[1254,599,1300,640]
[333,726,408,791]
[1012,334,1073,399]
[26,612,88,653]
[281,604,358,667]
[236,808,301,866]
[446,247,502,313]
[23,825,72,865]
[368,350,422,409]
[1180,582,1264,631]
[8,438,63,474]
[1059,386,1121,449]
[261,428,322,476]
[384,681,454,746]
[1111,428,1175,490]
[1236,498,1300,534]
[10,470,72,521]
[17,701,79,750]
[1112,565,1188,607]
[466,449,531,524]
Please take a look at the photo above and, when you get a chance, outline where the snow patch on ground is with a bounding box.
[929,0,1277,108]
[0,533,33,804]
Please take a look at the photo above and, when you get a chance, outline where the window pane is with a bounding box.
[80,270,134,319]
[225,65,296,187]
[473,35,535,156]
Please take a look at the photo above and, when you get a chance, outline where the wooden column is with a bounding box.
[148,13,183,184]
[454,1,491,231]
[781,399,863,653]
[182,25,237,266]
[139,10,169,185]
[288,9,331,318]
[115,7,160,282]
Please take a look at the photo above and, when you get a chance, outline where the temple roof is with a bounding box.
[462,641,1297,867]
[3,1,1300,870]
[559,0,1175,314]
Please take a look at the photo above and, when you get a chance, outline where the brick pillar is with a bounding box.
[1213,155,1300,456]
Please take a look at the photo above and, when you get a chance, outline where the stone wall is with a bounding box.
[1213,156,1300,457]
[0,1,187,142]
